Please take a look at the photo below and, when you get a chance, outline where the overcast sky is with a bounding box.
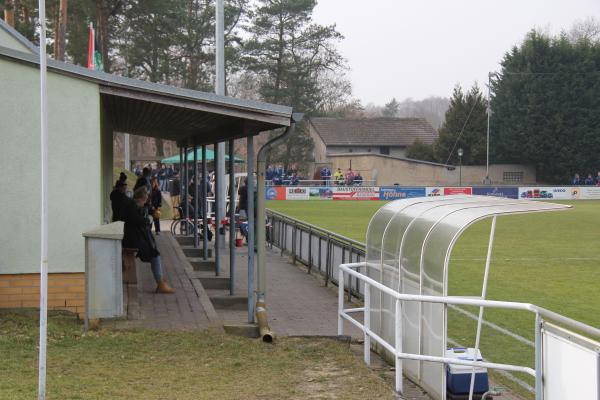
[312,0,600,105]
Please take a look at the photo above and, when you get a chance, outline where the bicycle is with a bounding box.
[170,206,213,241]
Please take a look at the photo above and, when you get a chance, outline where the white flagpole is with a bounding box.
[37,0,49,399]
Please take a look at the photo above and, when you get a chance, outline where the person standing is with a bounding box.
[585,174,594,185]
[320,166,331,186]
[157,164,167,192]
[334,168,344,185]
[344,168,355,186]
[134,167,152,194]
[171,171,181,208]
[150,177,162,234]
[110,180,129,222]
[122,187,174,293]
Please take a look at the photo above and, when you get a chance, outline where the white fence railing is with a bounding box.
[338,262,600,400]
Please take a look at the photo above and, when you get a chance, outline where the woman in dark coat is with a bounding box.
[122,187,174,294]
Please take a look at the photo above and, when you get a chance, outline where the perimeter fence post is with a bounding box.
[395,298,403,394]
[535,312,543,400]
[364,282,371,365]
[337,268,344,336]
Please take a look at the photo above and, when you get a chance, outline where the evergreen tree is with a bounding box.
[382,98,399,117]
[406,139,436,162]
[491,30,600,182]
[243,0,347,170]
[434,84,487,165]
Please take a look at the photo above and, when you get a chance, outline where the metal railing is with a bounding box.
[266,179,377,187]
[266,209,366,300]
[338,262,600,399]
[265,209,600,397]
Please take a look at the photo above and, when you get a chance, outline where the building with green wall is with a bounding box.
[0,19,293,314]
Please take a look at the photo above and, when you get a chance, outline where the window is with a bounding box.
[380,146,390,155]
[368,148,372,152]
[503,171,524,183]
[348,148,353,153]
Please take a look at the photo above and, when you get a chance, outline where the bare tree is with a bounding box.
[568,17,600,44]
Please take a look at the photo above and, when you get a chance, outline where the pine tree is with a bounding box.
[243,0,347,170]
[434,84,487,165]
[382,98,399,117]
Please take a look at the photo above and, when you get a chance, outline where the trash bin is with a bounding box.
[82,222,125,329]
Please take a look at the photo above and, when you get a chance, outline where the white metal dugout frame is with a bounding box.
[337,196,600,400]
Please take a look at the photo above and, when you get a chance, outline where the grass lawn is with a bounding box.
[267,199,600,397]
[0,310,395,400]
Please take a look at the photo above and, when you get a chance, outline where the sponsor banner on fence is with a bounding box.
[472,186,519,199]
[579,187,600,199]
[518,187,579,200]
[444,187,472,195]
[309,187,333,200]
[265,186,286,200]
[286,187,310,200]
[333,186,380,200]
[379,187,426,200]
[426,187,444,197]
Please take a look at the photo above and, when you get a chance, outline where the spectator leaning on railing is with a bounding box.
[320,166,331,186]
[585,174,595,185]
[334,168,343,185]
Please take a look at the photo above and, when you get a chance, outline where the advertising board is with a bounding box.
[333,186,379,200]
[265,186,286,200]
[426,187,444,197]
[519,187,579,200]
[472,186,519,199]
[379,187,426,200]
[285,187,309,200]
[579,186,600,199]
[444,187,472,195]
[309,187,333,200]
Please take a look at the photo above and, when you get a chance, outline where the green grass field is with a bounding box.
[0,310,394,400]
[267,199,600,397]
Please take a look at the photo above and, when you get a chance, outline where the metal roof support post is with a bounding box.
[193,144,199,248]
[215,0,226,252]
[229,139,236,295]
[37,0,49,397]
[183,146,189,235]
[257,122,297,302]
[247,135,255,323]
[214,142,221,276]
[202,145,208,260]
[468,216,497,400]
[179,146,183,187]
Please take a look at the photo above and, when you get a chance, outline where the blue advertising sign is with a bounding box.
[472,186,519,199]
[379,187,426,200]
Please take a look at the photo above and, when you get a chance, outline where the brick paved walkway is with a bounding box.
[121,233,217,331]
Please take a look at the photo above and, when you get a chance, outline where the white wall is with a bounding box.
[0,58,102,274]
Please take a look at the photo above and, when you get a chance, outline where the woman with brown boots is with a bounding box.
[123,187,174,294]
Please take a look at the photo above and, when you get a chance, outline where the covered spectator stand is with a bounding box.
[338,196,600,399]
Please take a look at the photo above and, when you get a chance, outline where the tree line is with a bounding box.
[405,19,600,184]
[1,0,358,166]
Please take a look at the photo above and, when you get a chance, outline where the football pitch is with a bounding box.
[267,199,600,396]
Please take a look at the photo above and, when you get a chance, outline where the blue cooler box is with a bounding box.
[446,348,489,394]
